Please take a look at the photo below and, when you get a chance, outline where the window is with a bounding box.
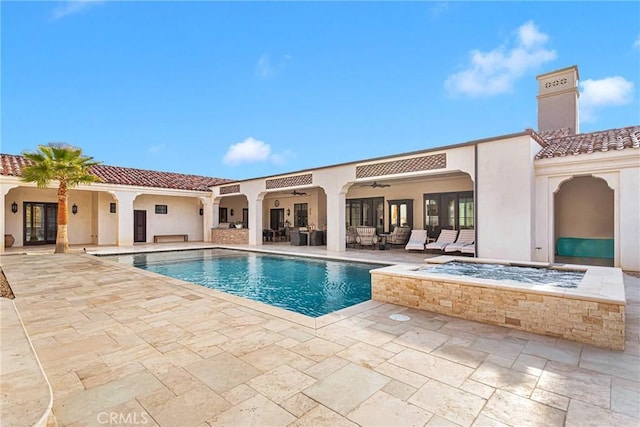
[219,207,228,223]
[458,195,474,228]
[155,205,168,214]
[425,198,439,228]
[294,203,308,227]
[423,191,473,237]
[388,199,413,231]
[110,203,116,213]
[346,197,384,234]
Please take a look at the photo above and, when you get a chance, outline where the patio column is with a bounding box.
[325,190,347,252]
[246,193,264,246]
[111,191,138,247]
[201,196,214,242]
[211,200,220,229]
[1,184,19,252]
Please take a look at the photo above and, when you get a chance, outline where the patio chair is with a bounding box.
[425,229,459,252]
[405,229,428,251]
[346,226,358,248]
[460,243,475,255]
[387,226,411,246]
[290,229,308,246]
[356,226,378,249]
[444,229,475,253]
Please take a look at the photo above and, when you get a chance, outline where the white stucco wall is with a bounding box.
[477,135,539,261]
[132,195,204,242]
[535,150,639,271]
[618,168,639,271]
[97,192,118,245]
[3,186,95,246]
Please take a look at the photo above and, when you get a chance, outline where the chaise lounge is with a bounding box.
[405,229,428,251]
[444,229,475,253]
[425,229,459,252]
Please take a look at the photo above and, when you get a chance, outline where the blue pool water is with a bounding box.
[419,261,584,288]
[104,249,379,317]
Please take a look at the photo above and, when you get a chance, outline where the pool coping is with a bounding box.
[94,250,388,330]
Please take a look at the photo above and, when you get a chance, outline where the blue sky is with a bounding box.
[2,1,639,180]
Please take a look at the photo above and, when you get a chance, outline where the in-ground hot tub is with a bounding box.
[371,256,625,350]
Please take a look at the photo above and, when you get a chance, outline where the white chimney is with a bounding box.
[536,65,580,135]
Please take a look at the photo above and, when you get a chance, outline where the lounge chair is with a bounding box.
[405,229,428,251]
[387,226,411,247]
[356,226,378,248]
[460,243,475,255]
[346,226,358,248]
[444,229,475,253]
[425,229,459,251]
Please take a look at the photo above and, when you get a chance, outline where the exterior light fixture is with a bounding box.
[199,208,204,216]
[230,209,234,216]
[72,204,78,215]
[11,202,18,214]
[287,208,290,216]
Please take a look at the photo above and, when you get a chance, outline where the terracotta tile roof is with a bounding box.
[0,154,230,191]
[535,125,640,159]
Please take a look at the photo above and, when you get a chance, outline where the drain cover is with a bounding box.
[389,314,410,322]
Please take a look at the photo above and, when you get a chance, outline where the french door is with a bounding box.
[24,202,57,245]
[270,209,284,230]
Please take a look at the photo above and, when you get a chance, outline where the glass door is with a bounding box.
[388,199,413,231]
[24,202,57,245]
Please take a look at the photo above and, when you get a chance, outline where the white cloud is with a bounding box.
[255,53,292,80]
[223,137,292,166]
[445,21,557,97]
[429,2,449,19]
[52,0,104,20]
[147,144,165,154]
[634,35,640,49]
[579,76,635,122]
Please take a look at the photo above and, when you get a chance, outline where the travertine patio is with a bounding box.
[1,245,639,426]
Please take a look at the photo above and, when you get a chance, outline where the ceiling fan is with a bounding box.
[364,181,390,188]
[291,190,307,196]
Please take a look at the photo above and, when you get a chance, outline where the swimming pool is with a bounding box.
[105,249,379,317]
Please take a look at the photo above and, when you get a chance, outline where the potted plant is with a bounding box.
[233,221,243,229]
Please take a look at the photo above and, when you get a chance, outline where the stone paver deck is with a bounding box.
[1,247,638,426]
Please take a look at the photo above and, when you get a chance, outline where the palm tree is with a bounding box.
[21,143,102,254]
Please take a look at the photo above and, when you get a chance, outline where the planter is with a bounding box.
[4,234,15,248]
[234,224,243,229]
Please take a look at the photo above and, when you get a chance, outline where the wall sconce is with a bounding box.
[11,202,18,214]
[72,204,78,215]
[287,208,290,216]
[230,209,234,216]
[199,208,203,216]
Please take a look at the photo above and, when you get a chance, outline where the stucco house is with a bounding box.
[2,65,639,271]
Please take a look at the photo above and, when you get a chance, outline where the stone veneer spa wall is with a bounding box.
[371,260,625,350]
